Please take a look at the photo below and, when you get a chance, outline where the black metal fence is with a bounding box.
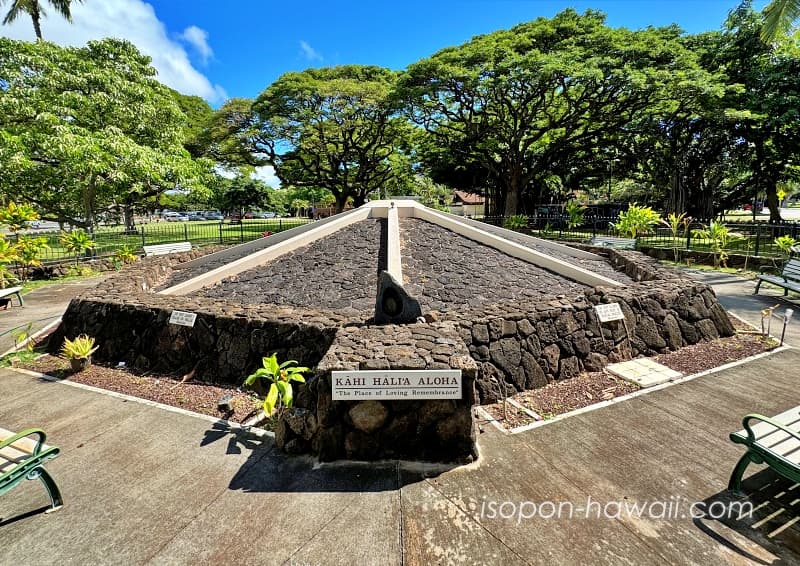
[478,215,800,258]
[11,218,312,263]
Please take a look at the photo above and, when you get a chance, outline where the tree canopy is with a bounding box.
[0,37,212,228]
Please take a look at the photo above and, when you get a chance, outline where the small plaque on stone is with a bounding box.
[332,370,462,401]
[595,302,625,323]
[169,310,197,327]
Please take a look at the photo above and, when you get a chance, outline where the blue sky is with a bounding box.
[0,0,769,104]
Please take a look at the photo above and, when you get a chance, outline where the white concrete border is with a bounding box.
[9,367,274,438]
[406,202,623,288]
[161,206,371,296]
[386,202,403,282]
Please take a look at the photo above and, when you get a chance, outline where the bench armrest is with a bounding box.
[0,428,46,455]
[734,414,800,446]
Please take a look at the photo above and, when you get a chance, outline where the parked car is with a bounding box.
[204,211,224,221]
[257,211,277,218]
[164,212,189,222]
[187,212,205,221]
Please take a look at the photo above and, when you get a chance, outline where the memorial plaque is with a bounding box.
[332,369,462,401]
[594,302,625,323]
[169,310,197,327]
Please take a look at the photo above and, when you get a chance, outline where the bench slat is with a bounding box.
[0,445,29,474]
[143,242,192,257]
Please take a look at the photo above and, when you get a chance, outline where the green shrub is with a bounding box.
[244,354,310,416]
[611,204,661,238]
[503,215,528,230]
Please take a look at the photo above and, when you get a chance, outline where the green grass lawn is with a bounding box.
[26,218,311,262]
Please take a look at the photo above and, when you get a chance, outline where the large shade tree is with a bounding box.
[251,65,412,213]
[399,9,720,216]
[0,37,212,229]
[1,0,82,40]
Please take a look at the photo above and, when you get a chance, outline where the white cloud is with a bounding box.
[0,0,227,103]
[180,25,213,64]
[299,40,322,61]
[251,166,280,188]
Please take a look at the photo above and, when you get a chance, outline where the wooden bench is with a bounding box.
[0,286,23,308]
[142,241,192,257]
[755,258,800,296]
[588,236,637,250]
[0,427,62,512]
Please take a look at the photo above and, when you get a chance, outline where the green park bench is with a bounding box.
[142,241,192,257]
[755,258,800,296]
[0,427,63,512]
[729,406,800,494]
[588,236,637,250]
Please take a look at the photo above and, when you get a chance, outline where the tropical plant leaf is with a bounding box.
[264,383,279,415]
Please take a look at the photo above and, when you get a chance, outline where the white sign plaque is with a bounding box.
[594,302,625,323]
[169,310,197,327]
[332,370,462,401]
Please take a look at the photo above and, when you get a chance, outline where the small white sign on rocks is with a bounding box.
[594,302,625,323]
[332,370,462,401]
[169,310,197,327]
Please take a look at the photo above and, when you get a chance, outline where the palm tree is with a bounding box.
[761,0,800,42]
[1,0,82,41]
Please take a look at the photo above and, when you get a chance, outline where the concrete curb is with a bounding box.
[507,344,791,435]
[8,366,274,438]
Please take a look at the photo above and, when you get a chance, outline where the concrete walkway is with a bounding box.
[0,276,105,354]
[684,269,800,346]
[2,346,799,565]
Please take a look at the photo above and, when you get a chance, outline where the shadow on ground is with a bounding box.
[201,421,433,494]
[693,468,800,564]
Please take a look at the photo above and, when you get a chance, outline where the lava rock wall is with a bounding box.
[278,324,479,463]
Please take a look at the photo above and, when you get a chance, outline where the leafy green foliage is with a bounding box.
[14,235,49,281]
[59,229,95,265]
[113,244,138,265]
[692,221,743,267]
[60,334,98,359]
[775,235,798,258]
[611,204,661,238]
[0,201,39,233]
[662,212,691,262]
[565,201,586,229]
[0,38,212,229]
[251,66,412,212]
[399,9,718,216]
[244,354,310,416]
[503,215,528,230]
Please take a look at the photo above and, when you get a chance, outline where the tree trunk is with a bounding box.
[333,194,347,214]
[503,175,520,217]
[32,9,43,41]
[766,183,783,223]
[123,205,135,232]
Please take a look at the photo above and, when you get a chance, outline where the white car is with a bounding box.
[164,212,189,222]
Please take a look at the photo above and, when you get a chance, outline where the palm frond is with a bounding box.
[762,0,800,42]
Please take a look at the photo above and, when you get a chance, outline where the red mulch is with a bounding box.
[19,354,263,425]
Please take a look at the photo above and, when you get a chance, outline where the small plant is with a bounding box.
[61,334,98,371]
[691,221,743,268]
[66,265,98,277]
[59,230,96,266]
[539,221,555,238]
[662,212,691,263]
[611,204,661,238]
[113,244,138,269]
[565,200,586,230]
[0,201,39,233]
[775,235,798,260]
[503,215,528,231]
[14,235,50,281]
[244,354,310,416]
[13,322,35,353]
[0,236,19,289]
